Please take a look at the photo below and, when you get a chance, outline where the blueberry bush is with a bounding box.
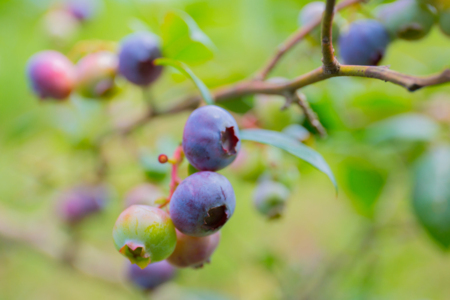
[2,0,450,299]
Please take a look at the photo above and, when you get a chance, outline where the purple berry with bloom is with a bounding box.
[127,260,176,291]
[58,184,109,225]
[338,20,390,66]
[183,105,241,171]
[118,32,163,86]
[170,172,236,237]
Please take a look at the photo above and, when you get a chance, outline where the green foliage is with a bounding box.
[240,129,337,190]
[161,11,215,64]
[413,146,450,248]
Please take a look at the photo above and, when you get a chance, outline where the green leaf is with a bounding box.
[240,129,337,191]
[161,11,214,64]
[155,58,214,105]
[413,145,450,249]
[339,157,387,218]
[366,113,440,144]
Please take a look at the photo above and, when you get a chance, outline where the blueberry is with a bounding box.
[167,230,220,268]
[58,184,109,225]
[124,183,164,208]
[75,51,118,98]
[113,205,177,268]
[170,172,236,237]
[26,51,75,100]
[65,0,99,21]
[183,105,241,171]
[338,20,390,66]
[377,0,436,41]
[118,32,163,86]
[127,260,176,291]
[253,180,290,219]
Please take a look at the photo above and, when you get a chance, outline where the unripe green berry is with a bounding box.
[253,180,290,219]
[377,0,436,41]
[113,205,176,268]
[439,9,450,36]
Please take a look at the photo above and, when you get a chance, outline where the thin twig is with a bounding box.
[287,91,327,138]
[321,0,340,74]
[256,0,365,80]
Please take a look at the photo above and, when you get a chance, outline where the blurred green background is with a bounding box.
[1,0,450,299]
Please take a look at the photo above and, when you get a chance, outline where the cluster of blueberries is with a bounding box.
[299,0,450,66]
[27,31,162,101]
[27,0,450,292]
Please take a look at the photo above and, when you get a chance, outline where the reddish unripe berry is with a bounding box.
[127,260,176,291]
[124,183,164,208]
[167,230,221,268]
[113,205,176,268]
[118,32,163,86]
[75,51,118,98]
[27,51,75,100]
[183,105,241,171]
[58,184,109,225]
[170,172,236,237]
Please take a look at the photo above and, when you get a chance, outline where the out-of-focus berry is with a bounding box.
[43,9,79,44]
[183,105,241,171]
[124,183,165,208]
[377,0,436,41]
[338,20,390,66]
[167,230,220,268]
[253,180,290,219]
[170,172,236,237]
[298,1,341,45]
[113,205,177,268]
[65,0,100,22]
[58,184,109,225]
[27,51,75,100]
[118,32,163,86]
[75,51,118,98]
[127,260,176,291]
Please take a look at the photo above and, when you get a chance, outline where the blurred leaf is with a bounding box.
[340,158,387,218]
[241,129,337,191]
[155,58,214,105]
[412,145,450,249]
[188,163,199,175]
[366,113,440,144]
[140,153,169,182]
[217,96,254,114]
[161,11,214,64]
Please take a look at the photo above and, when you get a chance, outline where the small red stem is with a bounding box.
[159,145,184,209]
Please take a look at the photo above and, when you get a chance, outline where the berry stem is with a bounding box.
[159,145,184,209]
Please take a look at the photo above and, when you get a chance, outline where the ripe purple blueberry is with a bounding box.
[167,230,221,268]
[113,205,177,268]
[183,105,241,171]
[27,51,75,100]
[124,183,164,208]
[75,51,118,98]
[253,180,290,219]
[338,20,390,66]
[170,172,236,237]
[127,260,176,291]
[58,184,109,225]
[118,32,163,86]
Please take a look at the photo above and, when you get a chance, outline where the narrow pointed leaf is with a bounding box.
[240,129,337,191]
[154,58,214,105]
